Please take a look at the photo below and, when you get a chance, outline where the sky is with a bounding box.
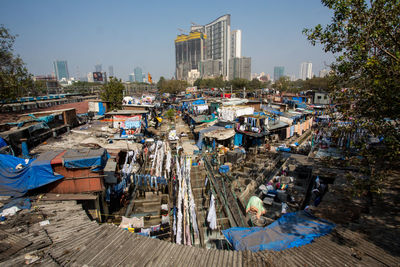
[1,0,335,81]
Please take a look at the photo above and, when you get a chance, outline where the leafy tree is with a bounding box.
[100,77,124,109]
[33,80,48,96]
[158,79,188,94]
[248,78,263,91]
[231,78,248,90]
[64,81,102,94]
[302,77,329,92]
[213,76,225,88]
[272,76,291,92]
[194,76,232,89]
[157,76,166,90]
[0,25,34,103]
[193,78,202,87]
[304,0,400,195]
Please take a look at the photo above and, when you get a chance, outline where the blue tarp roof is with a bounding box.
[222,211,335,252]
[0,154,64,197]
[62,148,110,171]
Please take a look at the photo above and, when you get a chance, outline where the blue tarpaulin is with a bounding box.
[182,99,205,109]
[192,99,205,105]
[28,114,55,123]
[292,97,304,103]
[62,148,110,171]
[98,102,105,115]
[234,133,243,146]
[0,137,7,148]
[219,165,229,173]
[0,154,64,197]
[222,211,335,252]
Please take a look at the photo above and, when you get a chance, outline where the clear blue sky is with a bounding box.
[1,0,335,81]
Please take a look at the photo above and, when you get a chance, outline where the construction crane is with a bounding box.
[191,21,201,26]
[177,28,187,34]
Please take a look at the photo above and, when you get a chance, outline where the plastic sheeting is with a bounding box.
[62,148,110,171]
[222,211,335,252]
[0,137,7,148]
[234,133,243,146]
[28,114,55,123]
[98,102,106,115]
[192,99,206,105]
[0,198,31,214]
[0,154,63,197]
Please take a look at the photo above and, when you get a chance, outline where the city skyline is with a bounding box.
[1,0,335,82]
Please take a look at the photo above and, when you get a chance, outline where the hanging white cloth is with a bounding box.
[165,149,171,174]
[176,156,183,244]
[185,157,199,236]
[207,194,217,230]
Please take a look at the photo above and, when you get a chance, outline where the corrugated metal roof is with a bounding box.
[1,201,398,266]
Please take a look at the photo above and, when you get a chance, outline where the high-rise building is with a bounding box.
[229,57,251,80]
[53,60,69,81]
[190,14,231,78]
[95,64,102,72]
[176,15,249,81]
[134,67,143,82]
[128,73,135,82]
[200,59,222,78]
[319,68,329,78]
[108,66,114,77]
[231,30,242,58]
[274,66,285,81]
[300,62,312,80]
[175,31,207,80]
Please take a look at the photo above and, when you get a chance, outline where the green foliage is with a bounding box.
[64,81,102,94]
[100,77,124,109]
[194,76,225,89]
[157,76,166,89]
[304,0,400,194]
[0,25,34,102]
[248,78,264,91]
[33,80,48,96]
[304,0,400,121]
[165,108,175,120]
[230,78,249,90]
[157,78,188,94]
[272,76,291,92]
[302,77,330,92]
[272,76,330,93]
[194,76,269,91]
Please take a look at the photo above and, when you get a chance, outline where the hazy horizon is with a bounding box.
[1,0,335,81]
